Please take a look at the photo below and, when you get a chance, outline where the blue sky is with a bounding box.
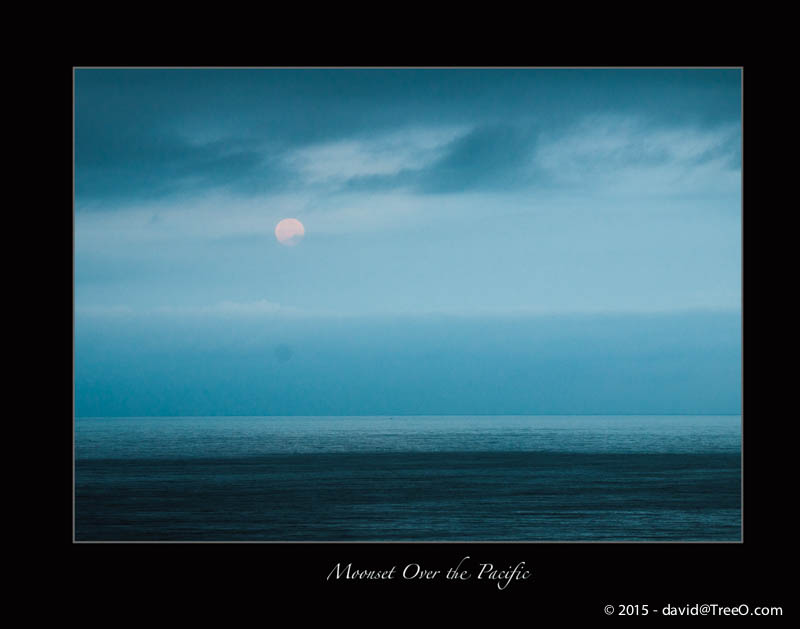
[74,69,741,416]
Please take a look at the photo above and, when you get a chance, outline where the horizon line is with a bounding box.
[75,413,743,419]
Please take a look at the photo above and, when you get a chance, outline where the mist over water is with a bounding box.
[74,311,741,417]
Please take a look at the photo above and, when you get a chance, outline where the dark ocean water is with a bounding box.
[75,416,741,541]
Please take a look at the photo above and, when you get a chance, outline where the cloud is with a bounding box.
[76,122,474,208]
[147,300,334,319]
[326,124,542,195]
[73,301,315,320]
[533,115,741,197]
[76,69,741,208]
[204,299,283,315]
[74,191,312,251]
[75,125,288,206]
[78,299,738,322]
[74,185,510,252]
[416,124,538,193]
[75,305,135,317]
[284,126,466,186]
[278,116,739,200]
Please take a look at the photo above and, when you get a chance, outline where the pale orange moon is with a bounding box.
[274,218,305,246]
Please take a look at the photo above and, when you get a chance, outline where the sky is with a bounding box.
[74,68,741,416]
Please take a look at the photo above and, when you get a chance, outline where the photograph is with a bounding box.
[69,66,761,611]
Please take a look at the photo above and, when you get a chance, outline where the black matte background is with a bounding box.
[55,61,781,618]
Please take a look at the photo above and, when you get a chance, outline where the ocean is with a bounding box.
[75,415,741,541]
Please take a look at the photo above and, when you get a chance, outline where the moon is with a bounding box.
[275,218,305,246]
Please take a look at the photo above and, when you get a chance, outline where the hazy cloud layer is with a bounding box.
[76,69,741,207]
[75,310,741,416]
